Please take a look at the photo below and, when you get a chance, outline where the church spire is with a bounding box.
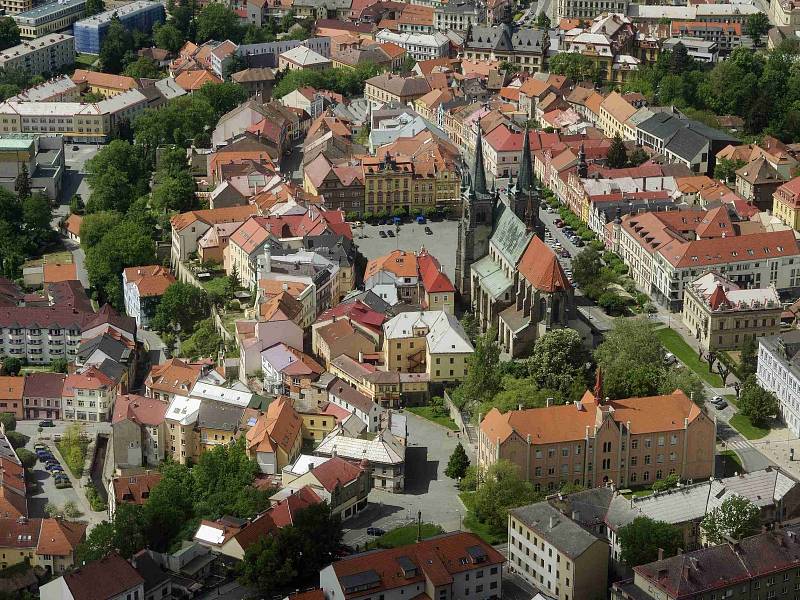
[471,119,488,198]
[577,142,588,178]
[517,125,533,193]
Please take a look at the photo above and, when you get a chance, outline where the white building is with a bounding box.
[434,1,483,32]
[375,29,450,61]
[0,33,75,75]
[327,377,384,432]
[758,331,800,437]
[0,306,92,364]
[122,265,175,328]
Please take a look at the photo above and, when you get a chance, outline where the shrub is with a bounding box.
[63,501,81,519]
[0,412,16,431]
[345,211,359,221]
[86,483,107,512]
[16,448,36,469]
[6,431,29,449]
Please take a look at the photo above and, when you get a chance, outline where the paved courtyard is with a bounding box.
[356,220,459,279]
[342,411,470,548]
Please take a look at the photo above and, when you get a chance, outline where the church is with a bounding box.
[455,121,574,357]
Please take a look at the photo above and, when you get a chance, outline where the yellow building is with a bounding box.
[71,70,139,98]
[773,176,800,230]
[197,401,244,453]
[382,310,474,384]
[245,396,303,475]
[0,518,86,575]
[292,395,340,442]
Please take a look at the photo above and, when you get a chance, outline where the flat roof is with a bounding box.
[15,0,86,22]
[74,0,162,26]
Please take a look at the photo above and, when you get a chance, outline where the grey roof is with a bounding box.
[96,358,126,383]
[638,113,738,148]
[510,502,604,558]
[490,204,533,267]
[548,486,614,530]
[439,0,481,14]
[340,289,392,314]
[197,400,244,432]
[466,23,546,54]
[78,333,131,363]
[665,127,710,162]
[366,73,431,97]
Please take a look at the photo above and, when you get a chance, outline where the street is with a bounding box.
[342,411,469,548]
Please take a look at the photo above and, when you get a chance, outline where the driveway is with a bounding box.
[342,411,468,548]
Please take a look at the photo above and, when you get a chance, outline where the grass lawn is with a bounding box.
[729,413,770,440]
[367,523,444,549]
[56,437,89,478]
[75,54,97,67]
[459,492,506,545]
[202,276,229,296]
[44,251,73,264]
[406,406,459,431]
[654,327,724,387]
[20,365,57,374]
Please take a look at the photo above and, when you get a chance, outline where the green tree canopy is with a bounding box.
[606,133,628,169]
[738,375,779,427]
[745,12,770,47]
[0,18,20,52]
[99,16,134,74]
[571,247,603,288]
[473,460,541,534]
[701,495,761,544]
[618,516,683,566]
[85,0,105,16]
[594,318,665,399]
[548,52,599,83]
[527,328,589,397]
[153,23,185,53]
[445,443,470,480]
[452,328,501,410]
[123,56,163,79]
[79,211,121,249]
[151,282,210,334]
[179,318,223,359]
[196,3,243,43]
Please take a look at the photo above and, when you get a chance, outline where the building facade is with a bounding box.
[0,34,75,74]
[73,0,165,54]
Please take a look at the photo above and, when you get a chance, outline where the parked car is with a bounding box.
[366,527,386,536]
[424,226,433,235]
[46,465,64,474]
[555,219,564,227]
[379,230,387,238]
[664,352,677,365]
[574,239,585,247]
[353,221,363,228]
[387,230,395,237]
[33,443,47,450]
[72,145,79,151]
[561,250,571,259]
[55,479,72,489]
[38,454,55,462]
[39,420,55,427]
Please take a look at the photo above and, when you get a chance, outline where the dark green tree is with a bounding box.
[618,516,683,566]
[151,282,209,334]
[668,42,692,75]
[0,412,15,430]
[738,375,779,427]
[51,358,68,373]
[179,318,223,359]
[473,460,541,534]
[69,194,84,215]
[570,247,603,288]
[452,328,501,410]
[79,211,120,249]
[548,52,599,83]
[23,193,53,248]
[535,12,551,29]
[527,328,589,397]
[445,443,470,480]
[0,18,20,51]
[14,163,30,199]
[153,22,185,53]
[606,133,628,169]
[740,336,759,379]
[99,16,134,74]
[745,12,770,47]
[594,318,665,399]
[123,56,163,79]
[628,147,649,166]
[714,158,746,182]
[85,0,105,16]
[196,3,243,43]
[16,448,35,469]
[2,357,21,375]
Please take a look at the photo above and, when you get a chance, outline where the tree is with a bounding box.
[51,358,68,373]
[195,81,248,118]
[85,220,156,308]
[153,23,185,53]
[69,194,84,215]
[668,42,692,75]
[79,211,120,249]
[23,193,53,248]
[651,473,680,493]
[196,4,243,43]
[660,368,706,406]
[85,0,105,16]
[714,158,747,182]
[63,501,80,518]
[99,16,134,74]
[595,318,665,399]
[548,52,599,83]
[16,448,35,469]
[151,170,196,212]
[628,147,649,166]
[598,291,629,315]
[701,495,761,544]
[738,375,779,427]
[740,337,759,379]
[3,357,21,375]
[535,12,551,29]
[618,516,683,566]
[485,376,554,414]
[179,318,222,359]
[459,312,479,343]
[0,412,15,430]
[606,133,628,169]
[745,12,770,47]
[14,163,30,199]
[77,520,116,563]
[151,283,209,335]
[527,328,589,397]
[452,329,501,410]
[571,247,603,288]
[445,443,470,480]
[473,460,541,534]
[0,18,20,52]
[123,56,163,79]
[5,430,27,448]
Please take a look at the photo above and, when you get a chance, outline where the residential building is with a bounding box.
[73,0,165,54]
[0,376,23,419]
[22,372,65,420]
[0,517,86,574]
[681,271,781,352]
[231,67,275,98]
[382,310,474,384]
[62,365,119,422]
[735,157,784,210]
[315,427,406,491]
[278,45,332,71]
[772,176,800,230]
[303,155,365,215]
[122,265,175,328]
[144,358,204,403]
[329,355,430,408]
[662,37,718,63]
[375,29,449,61]
[364,73,431,108]
[13,0,87,39]
[611,524,800,600]
[755,330,800,438]
[770,0,800,27]
[246,395,303,474]
[463,22,547,73]
[40,553,144,600]
[0,34,75,75]
[364,249,455,312]
[479,388,716,491]
[434,0,483,31]
[260,343,324,397]
[170,205,256,266]
[320,532,504,600]
[111,394,168,468]
[280,87,324,120]
[0,306,93,364]
[0,133,65,202]
[328,377,384,432]
[508,502,609,600]
[237,317,305,380]
[108,471,162,519]
[71,69,138,98]
[558,0,628,18]
[0,428,26,519]
[198,400,244,453]
[236,37,330,69]
[670,20,750,54]
[279,455,370,520]
[164,395,202,464]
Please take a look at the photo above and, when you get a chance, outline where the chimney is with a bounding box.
[549,515,555,529]
[518,403,522,411]
[571,510,580,521]
[658,548,664,561]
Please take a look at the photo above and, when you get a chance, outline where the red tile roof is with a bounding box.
[23,372,65,399]
[316,300,386,333]
[37,518,86,557]
[145,358,202,397]
[111,472,163,506]
[112,394,168,426]
[268,485,321,527]
[311,456,364,492]
[123,265,175,297]
[418,250,454,294]
[517,237,571,293]
[0,517,39,549]
[62,553,144,600]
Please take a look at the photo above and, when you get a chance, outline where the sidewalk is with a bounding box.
[749,425,800,478]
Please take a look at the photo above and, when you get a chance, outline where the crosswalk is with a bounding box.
[721,438,751,450]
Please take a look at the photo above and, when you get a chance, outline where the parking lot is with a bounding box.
[355,220,459,279]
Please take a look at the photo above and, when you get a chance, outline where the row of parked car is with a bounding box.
[34,443,72,488]
[553,220,586,247]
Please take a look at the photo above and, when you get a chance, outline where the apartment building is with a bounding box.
[479,389,716,491]
[14,0,87,39]
[164,395,202,464]
[111,393,168,468]
[508,502,609,600]
[557,0,628,19]
[773,176,800,230]
[0,306,93,364]
[757,330,800,438]
[62,365,118,422]
[122,265,175,328]
[364,249,455,312]
[73,0,165,54]
[23,372,65,420]
[382,310,474,384]
[0,34,75,75]
[320,532,504,600]
[375,29,449,61]
[682,271,782,352]
[434,0,483,31]
[671,20,750,54]
[463,22,547,72]
[612,524,800,600]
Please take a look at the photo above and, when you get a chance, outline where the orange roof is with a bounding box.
[259,278,310,300]
[71,69,137,91]
[517,237,571,293]
[246,396,302,455]
[365,249,419,279]
[481,389,704,445]
[64,213,83,237]
[0,376,23,400]
[145,358,202,396]
[259,290,304,322]
[418,249,454,294]
[600,91,637,124]
[175,69,222,91]
[379,41,406,58]
[37,518,87,557]
[43,262,77,284]
[171,205,256,231]
[123,265,175,297]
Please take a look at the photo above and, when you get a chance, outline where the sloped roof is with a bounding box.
[517,236,571,293]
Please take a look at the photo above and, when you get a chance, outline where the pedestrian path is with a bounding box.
[723,438,752,451]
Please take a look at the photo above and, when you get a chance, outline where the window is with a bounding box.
[631,439,638,450]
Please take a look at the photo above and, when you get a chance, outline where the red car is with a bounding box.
[554,219,564,228]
